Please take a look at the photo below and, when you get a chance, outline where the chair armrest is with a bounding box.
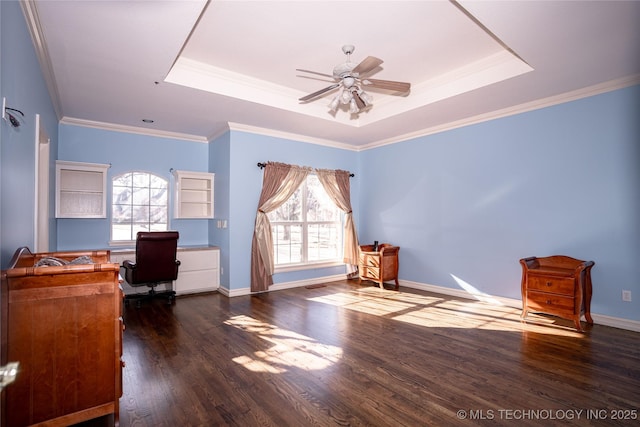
[122,260,136,270]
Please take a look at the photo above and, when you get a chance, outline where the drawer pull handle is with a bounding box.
[546,299,552,305]
[546,282,552,287]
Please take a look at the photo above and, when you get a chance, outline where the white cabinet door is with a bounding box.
[175,248,220,295]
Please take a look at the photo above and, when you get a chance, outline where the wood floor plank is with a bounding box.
[117,281,640,426]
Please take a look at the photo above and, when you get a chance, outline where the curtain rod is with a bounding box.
[257,162,354,177]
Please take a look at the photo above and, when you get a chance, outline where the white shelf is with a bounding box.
[55,161,109,218]
[173,170,214,219]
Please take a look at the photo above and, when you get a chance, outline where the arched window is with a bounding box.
[111,171,168,242]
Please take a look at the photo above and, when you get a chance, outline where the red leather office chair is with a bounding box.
[122,231,180,307]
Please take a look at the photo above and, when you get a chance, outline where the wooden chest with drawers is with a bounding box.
[358,244,400,290]
[520,255,594,332]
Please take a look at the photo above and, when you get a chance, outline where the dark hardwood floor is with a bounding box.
[118,280,640,426]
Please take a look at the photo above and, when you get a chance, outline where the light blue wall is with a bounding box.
[3,0,638,324]
[0,0,59,268]
[209,131,231,288]
[57,124,211,250]
[359,85,640,321]
[227,131,359,291]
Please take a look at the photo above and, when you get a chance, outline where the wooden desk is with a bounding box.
[520,255,594,332]
[1,247,123,426]
[358,244,400,290]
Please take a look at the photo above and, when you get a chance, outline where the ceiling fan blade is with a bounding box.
[296,69,335,79]
[297,75,335,83]
[352,56,383,76]
[299,83,341,102]
[362,78,411,94]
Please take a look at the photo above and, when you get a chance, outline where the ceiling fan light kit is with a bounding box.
[297,45,410,116]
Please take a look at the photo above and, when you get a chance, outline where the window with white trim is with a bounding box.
[111,171,168,242]
[268,174,343,267]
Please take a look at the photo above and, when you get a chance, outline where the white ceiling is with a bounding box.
[24,0,640,150]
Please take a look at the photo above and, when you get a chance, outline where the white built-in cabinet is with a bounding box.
[55,160,110,218]
[173,170,214,219]
[174,247,220,294]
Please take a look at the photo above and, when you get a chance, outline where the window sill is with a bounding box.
[274,261,345,274]
[109,240,135,247]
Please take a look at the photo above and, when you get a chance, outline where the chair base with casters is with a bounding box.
[121,231,181,308]
[122,269,177,308]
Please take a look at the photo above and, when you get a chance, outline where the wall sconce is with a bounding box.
[2,98,24,129]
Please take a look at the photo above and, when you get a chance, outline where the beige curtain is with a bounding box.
[316,168,359,274]
[250,162,310,292]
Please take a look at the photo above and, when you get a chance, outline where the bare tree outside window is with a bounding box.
[268,174,342,266]
[112,172,168,242]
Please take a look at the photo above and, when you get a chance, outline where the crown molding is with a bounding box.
[226,122,359,151]
[20,0,63,120]
[60,116,208,143]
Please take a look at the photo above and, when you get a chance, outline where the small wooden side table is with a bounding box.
[358,244,400,290]
[520,255,594,332]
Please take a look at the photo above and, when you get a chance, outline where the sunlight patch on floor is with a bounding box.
[224,315,343,373]
[309,288,417,316]
[309,287,585,337]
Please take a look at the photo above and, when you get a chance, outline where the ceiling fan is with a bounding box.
[297,45,411,114]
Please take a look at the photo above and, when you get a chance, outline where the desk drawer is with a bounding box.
[527,290,576,314]
[359,253,380,268]
[527,276,575,296]
[361,267,380,280]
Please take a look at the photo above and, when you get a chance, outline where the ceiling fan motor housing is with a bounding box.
[333,62,356,79]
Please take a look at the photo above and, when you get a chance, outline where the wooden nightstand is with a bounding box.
[358,244,400,290]
[520,255,594,332]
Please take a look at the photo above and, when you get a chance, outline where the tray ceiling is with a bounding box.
[23,0,640,148]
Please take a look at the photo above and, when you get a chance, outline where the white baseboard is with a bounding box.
[400,279,640,333]
[218,274,348,298]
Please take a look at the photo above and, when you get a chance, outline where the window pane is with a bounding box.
[132,223,151,235]
[113,174,132,187]
[113,185,131,205]
[111,172,168,241]
[308,223,341,261]
[112,204,131,223]
[132,187,149,205]
[112,223,132,241]
[268,188,301,222]
[150,175,166,188]
[150,187,167,206]
[272,224,302,264]
[132,205,149,223]
[307,175,340,221]
[149,223,168,232]
[149,205,167,223]
[132,172,150,187]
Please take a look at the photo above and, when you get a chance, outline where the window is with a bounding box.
[111,172,168,242]
[268,174,343,267]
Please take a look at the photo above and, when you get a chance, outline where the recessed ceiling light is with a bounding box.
[142,119,154,123]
